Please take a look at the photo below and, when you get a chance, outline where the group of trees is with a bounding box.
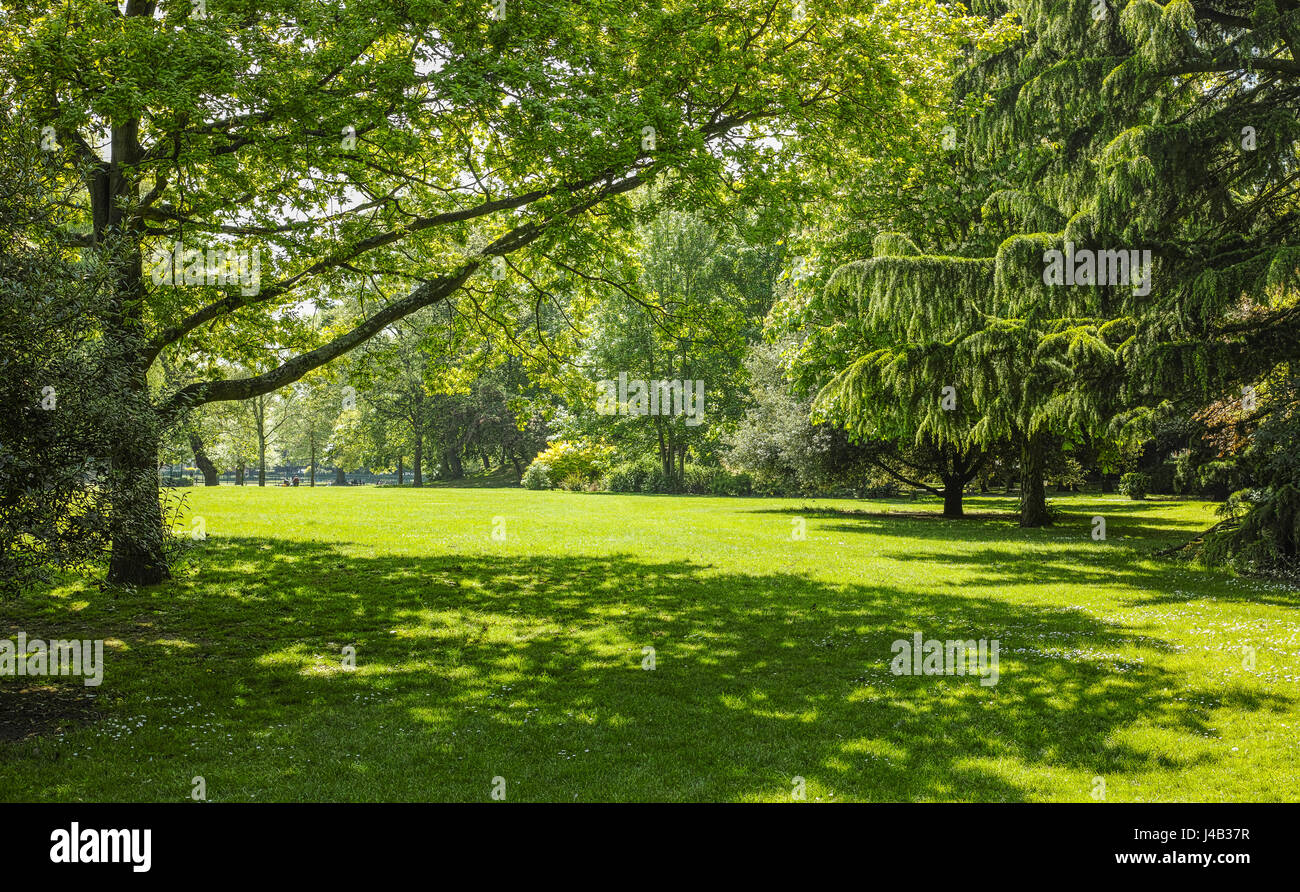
[773,0,1300,574]
[165,321,551,489]
[4,0,1297,586]
[4,0,982,584]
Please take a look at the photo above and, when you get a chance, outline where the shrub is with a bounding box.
[605,461,649,493]
[643,466,672,493]
[528,440,613,488]
[683,465,713,494]
[521,462,551,490]
[706,470,753,497]
[556,473,589,491]
[1119,472,1150,500]
[730,472,754,496]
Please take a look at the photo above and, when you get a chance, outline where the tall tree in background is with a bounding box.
[584,211,761,475]
[353,318,434,486]
[285,370,346,487]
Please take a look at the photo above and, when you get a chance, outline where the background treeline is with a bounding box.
[165,201,1273,519]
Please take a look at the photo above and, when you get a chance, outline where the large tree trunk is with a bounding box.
[258,442,267,486]
[413,434,424,487]
[98,119,171,586]
[447,450,463,479]
[190,433,219,486]
[334,467,347,485]
[236,465,245,486]
[308,435,316,486]
[942,475,965,518]
[1019,435,1051,527]
[655,423,669,478]
[107,399,170,586]
[397,455,404,485]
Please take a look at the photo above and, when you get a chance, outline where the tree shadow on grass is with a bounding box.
[2,536,1290,802]
[749,498,1211,542]
[873,544,1300,609]
[746,502,1299,608]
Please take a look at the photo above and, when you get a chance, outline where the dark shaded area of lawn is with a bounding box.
[4,527,1291,802]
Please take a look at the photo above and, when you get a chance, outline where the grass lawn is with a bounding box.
[2,486,1298,802]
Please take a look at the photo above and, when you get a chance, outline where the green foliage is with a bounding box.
[642,466,677,494]
[527,440,613,490]
[1203,373,1300,576]
[950,0,1300,564]
[1119,472,1150,501]
[605,463,646,494]
[1046,455,1085,491]
[713,471,754,497]
[726,340,873,495]
[3,0,980,582]
[604,457,658,493]
[520,463,552,491]
[600,458,752,496]
[0,112,186,594]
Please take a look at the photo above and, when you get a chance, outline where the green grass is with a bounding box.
[3,486,1298,802]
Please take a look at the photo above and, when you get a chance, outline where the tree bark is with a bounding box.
[335,467,347,485]
[107,387,170,586]
[413,435,424,487]
[1019,435,1051,527]
[942,476,965,518]
[190,433,219,486]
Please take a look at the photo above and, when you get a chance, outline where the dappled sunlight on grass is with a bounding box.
[1,488,1297,801]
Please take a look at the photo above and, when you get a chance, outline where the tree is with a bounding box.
[248,389,294,486]
[581,210,770,477]
[0,110,176,593]
[784,227,1090,524]
[284,371,345,487]
[352,317,436,486]
[950,0,1300,558]
[206,396,258,485]
[726,339,880,496]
